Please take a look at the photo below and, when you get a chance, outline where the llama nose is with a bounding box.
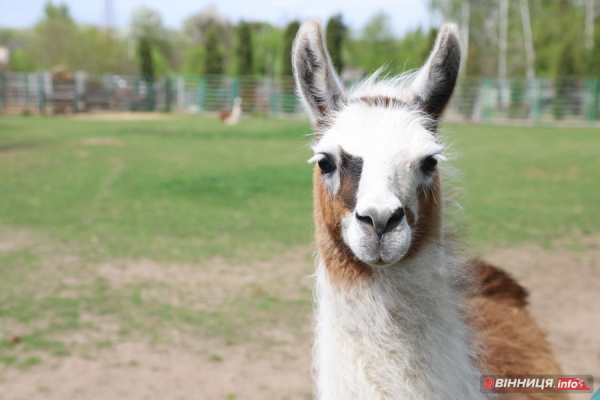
[355,207,405,236]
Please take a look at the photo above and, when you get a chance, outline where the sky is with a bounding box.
[0,0,439,37]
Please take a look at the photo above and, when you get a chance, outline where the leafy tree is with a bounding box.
[252,23,283,76]
[129,6,173,70]
[236,22,253,75]
[15,2,135,73]
[137,36,154,81]
[70,25,134,73]
[30,1,77,68]
[44,2,70,19]
[326,14,346,74]
[8,49,36,72]
[281,21,300,76]
[419,28,438,65]
[129,6,167,45]
[353,12,398,74]
[585,17,600,76]
[184,6,233,74]
[137,36,155,110]
[204,28,224,74]
[184,6,233,47]
[181,46,204,75]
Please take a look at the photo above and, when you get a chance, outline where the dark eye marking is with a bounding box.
[420,156,438,174]
[338,150,363,210]
[318,154,336,174]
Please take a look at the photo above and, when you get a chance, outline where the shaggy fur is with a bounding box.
[466,260,566,399]
[293,19,564,400]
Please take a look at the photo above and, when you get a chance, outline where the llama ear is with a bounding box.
[409,23,462,119]
[292,19,346,124]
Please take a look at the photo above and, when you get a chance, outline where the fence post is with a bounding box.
[73,71,85,113]
[197,76,206,112]
[0,71,5,113]
[231,77,240,101]
[176,76,184,111]
[134,77,140,111]
[531,78,540,124]
[23,73,29,111]
[269,78,278,118]
[38,73,45,115]
[483,78,493,124]
[586,79,598,124]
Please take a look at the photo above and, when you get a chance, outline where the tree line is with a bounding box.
[2,1,600,79]
[433,0,600,78]
[0,3,436,79]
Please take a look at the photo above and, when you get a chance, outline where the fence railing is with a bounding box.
[449,77,600,124]
[1,71,599,125]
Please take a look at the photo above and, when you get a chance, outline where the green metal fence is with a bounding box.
[451,77,600,125]
[1,71,599,125]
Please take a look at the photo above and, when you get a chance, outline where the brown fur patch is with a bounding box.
[467,259,528,308]
[404,174,443,260]
[313,166,372,287]
[314,119,332,137]
[356,96,406,109]
[465,260,566,399]
[219,110,231,121]
[337,151,363,210]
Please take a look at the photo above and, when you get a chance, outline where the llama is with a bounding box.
[292,20,564,400]
[220,97,242,125]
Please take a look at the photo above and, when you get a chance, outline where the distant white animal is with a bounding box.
[220,97,242,125]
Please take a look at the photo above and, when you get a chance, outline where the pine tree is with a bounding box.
[236,22,253,75]
[137,36,154,82]
[204,28,224,75]
[281,21,300,76]
[326,14,346,74]
[554,38,577,119]
[137,36,155,110]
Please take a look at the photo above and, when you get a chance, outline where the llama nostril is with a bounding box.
[355,211,374,227]
[356,207,404,236]
[384,207,405,233]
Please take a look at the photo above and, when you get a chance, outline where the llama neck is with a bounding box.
[231,104,241,119]
[224,104,241,125]
[313,243,485,400]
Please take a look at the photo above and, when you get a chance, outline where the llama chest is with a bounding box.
[313,262,485,400]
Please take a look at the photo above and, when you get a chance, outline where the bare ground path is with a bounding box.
[0,235,598,400]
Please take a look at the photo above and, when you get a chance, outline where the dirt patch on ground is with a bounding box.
[0,341,312,400]
[484,237,600,396]
[96,248,314,311]
[79,138,125,147]
[0,227,31,253]
[0,238,598,399]
[70,112,174,121]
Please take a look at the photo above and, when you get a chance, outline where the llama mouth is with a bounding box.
[370,258,390,267]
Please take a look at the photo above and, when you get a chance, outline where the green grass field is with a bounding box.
[0,115,598,258]
[0,115,598,369]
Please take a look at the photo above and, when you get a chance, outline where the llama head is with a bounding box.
[293,20,461,267]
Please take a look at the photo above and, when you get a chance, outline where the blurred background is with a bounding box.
[3,0,600,122]
[0,1,598,399]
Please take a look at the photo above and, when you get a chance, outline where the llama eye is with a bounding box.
[318,155,335,174]
[421,156,438,174]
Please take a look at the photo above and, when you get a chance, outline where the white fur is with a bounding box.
[224,97,242,125]
[409,23,463,104]
[313,245,484,400]
[295,20,485,400]
[312,104,443,266]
